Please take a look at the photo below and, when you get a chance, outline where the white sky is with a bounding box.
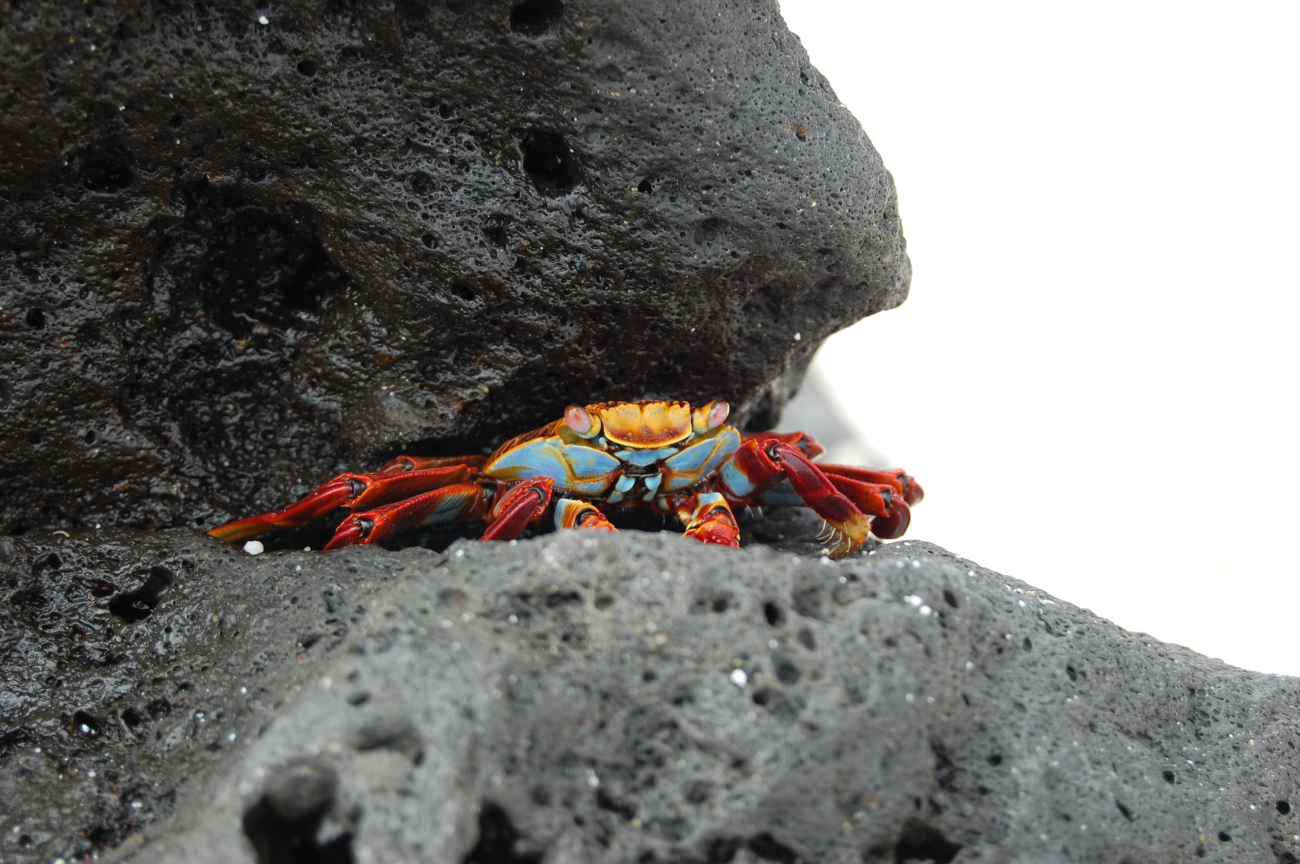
[779,1,1300,676]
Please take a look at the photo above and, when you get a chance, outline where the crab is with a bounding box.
[208,399,922,558]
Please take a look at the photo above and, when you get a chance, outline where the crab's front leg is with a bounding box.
[718,438,872,558]
[667,490,741,549]
[554,498,618,532]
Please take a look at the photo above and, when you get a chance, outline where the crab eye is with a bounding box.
[565,404,599,437]
[693,399,731,433]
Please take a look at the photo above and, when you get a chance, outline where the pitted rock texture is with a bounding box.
[0,0,909,535]
[2,530,1297,863]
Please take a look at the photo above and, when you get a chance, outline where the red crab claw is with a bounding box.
[821,474,913,539]
[721,438,870,558]
[481,477,556,542]
[209,464,474,543]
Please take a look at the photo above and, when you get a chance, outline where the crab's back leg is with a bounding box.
[554,498,618,532]
[325,480,493,549]
[669,490,740,549]
[209,463,475,543]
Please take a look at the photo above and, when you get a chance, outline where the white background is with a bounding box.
[779,1,1300,675]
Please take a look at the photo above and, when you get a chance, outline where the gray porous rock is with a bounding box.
[2,529,1297,863]
[0,0,909,535]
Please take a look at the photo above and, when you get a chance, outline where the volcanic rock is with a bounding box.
[2,528,1297,863]
[0,0,909,534]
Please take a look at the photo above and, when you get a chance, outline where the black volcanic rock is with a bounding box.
[2,529,1297,863]
[0,0,909,535]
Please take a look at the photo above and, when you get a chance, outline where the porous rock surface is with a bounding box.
[2,529,1297,863]
[0,0,909,535]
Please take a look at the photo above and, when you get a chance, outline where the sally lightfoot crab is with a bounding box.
[209,400,922,559]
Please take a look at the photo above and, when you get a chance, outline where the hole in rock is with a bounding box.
[451,282,478,302]
[1116,799,1134,821]
[121,707,145,728]
[763,602,784,627]
[72,709,104,738]
[25,308,46,329]
[1278,799,1291,815]
[483,214,510,247]
[243,794,354,864]
[638,178,653,194]
[81,154,134,192]
[943,589,958,608]
[108,564,175,623]
[694,218,723,246]
[775,661,801,685]
[987,754,1003,766]
[509,0,562,35]
[1219,831,1231,842]
[747,833,798,863]
[522,130,579,191]
[188,184,350,337]
[297,59,318,76]
[463,802,542,863]
[706,836,741,862]
[1162,769,1175,783]
[892,819,962,864]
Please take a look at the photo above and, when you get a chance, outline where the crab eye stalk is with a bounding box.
[692,400,730,433]
[564,404,601,438]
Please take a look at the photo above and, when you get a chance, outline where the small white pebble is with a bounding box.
[243,540,264,556]
[967,569,977,577]
[904,594,923,606]
[919,605,932,617]
[507,614,519,624]
[257,14,269,25]
[302,546,311,552]
[729,668,748,688]
[905,693,914,703]
[793,332,801,341]
[130,801,143,810]
[586,772,600,789]
[227,732,238,742]
[87,770,96,778]
[965,661,974,670]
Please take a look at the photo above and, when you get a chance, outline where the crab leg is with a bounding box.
[817,464,924,507]
[742,430,825,459]
[481,477,556,542]
[669,491,740,549]
[554,498,618,532]
[325,480,492,549]
[209,464,475,543]
[719,438,869,557]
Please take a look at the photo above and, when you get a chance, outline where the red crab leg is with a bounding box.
[376,454,488,473]
[554,498,618,532]
[719,438,869,557]
[669,491,740,549]
[209,464,474,543]
[817,464,924,507]
[481,477,556,542]
[742,431,825,459]
[819,474,912,539]
[325,480,492,549]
